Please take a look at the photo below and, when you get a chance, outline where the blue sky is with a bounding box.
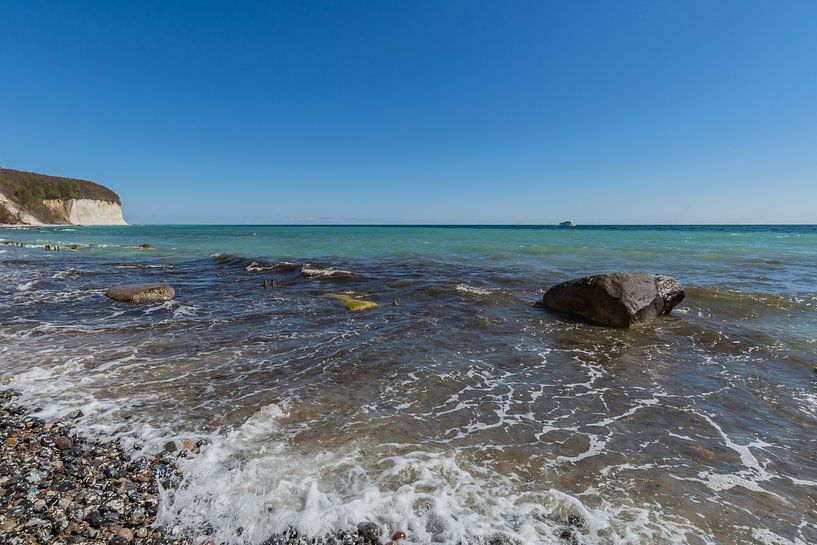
[1,1,816,224]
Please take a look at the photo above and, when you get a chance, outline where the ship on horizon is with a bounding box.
[559,220,576,227]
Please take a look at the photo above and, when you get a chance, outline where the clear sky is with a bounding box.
[1,1,816,224]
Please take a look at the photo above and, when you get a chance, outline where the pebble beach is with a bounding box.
[0,390,400,545]
[0,390,189,545]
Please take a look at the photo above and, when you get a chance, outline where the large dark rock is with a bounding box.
[543,273,685,327]
[105,284,175,303]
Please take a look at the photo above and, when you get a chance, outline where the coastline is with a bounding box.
[0,390,400,545]
[0,390,189,545]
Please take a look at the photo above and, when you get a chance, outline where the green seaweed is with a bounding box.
[328,293,378,311]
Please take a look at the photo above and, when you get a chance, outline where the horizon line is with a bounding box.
[89,222,817,227]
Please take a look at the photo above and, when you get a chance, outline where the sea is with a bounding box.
[1,224,816,545]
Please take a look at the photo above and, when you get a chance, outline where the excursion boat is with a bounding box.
[558,220,576,227]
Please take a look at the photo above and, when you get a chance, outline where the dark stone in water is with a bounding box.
[543,273,685,327]
[357,521,381,543]
[106,284,175,303]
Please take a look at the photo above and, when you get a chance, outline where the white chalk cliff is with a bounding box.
[0,168,127,226]
[42,199,127,225]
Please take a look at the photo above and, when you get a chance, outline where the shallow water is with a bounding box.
[1,225,816,545]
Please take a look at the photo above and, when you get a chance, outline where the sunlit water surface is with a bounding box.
[1,225,816,545]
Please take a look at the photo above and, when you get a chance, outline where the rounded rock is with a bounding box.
[542,272,685,328]
[357,521,382,542]
[106,284,175,303]
[54,436,74,450]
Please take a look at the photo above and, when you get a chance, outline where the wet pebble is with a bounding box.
[357,521,381,543]
[54,435,74,450]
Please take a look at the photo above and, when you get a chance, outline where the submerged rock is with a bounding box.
[106,283,175,303]
[543,273,685,327]
[328,293,378,311]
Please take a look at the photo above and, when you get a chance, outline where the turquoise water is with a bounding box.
[1,225,816,545]
[6,224,817,289]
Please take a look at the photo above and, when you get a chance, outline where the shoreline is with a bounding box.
[0,391,399,545]
[0,390,190,545]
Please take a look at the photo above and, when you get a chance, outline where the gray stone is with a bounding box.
[543,273,685,327]
[105,284,175,303]
[357,521,382,543]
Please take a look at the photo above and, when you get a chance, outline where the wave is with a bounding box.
[2,366,715,545]
[456,283,498,296]
[16,279,41,291]
[301,264,356,280]
[210,253,299,273]
[246,260,278,272]
[209,253,359,282]
[687,286,816,312]
[116,262,176,270]
[52,267,87,279]
[155,402,714,545]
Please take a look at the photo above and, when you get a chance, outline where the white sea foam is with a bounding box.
[302,265,354,277]
[245,261,276,272]
[155,401,715,545]
[16,280,40,291]
[3,358,203,454]
[793,390,817,418]
[52,267,84,279]
[455,284,496,296]
[749,527,809,545]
